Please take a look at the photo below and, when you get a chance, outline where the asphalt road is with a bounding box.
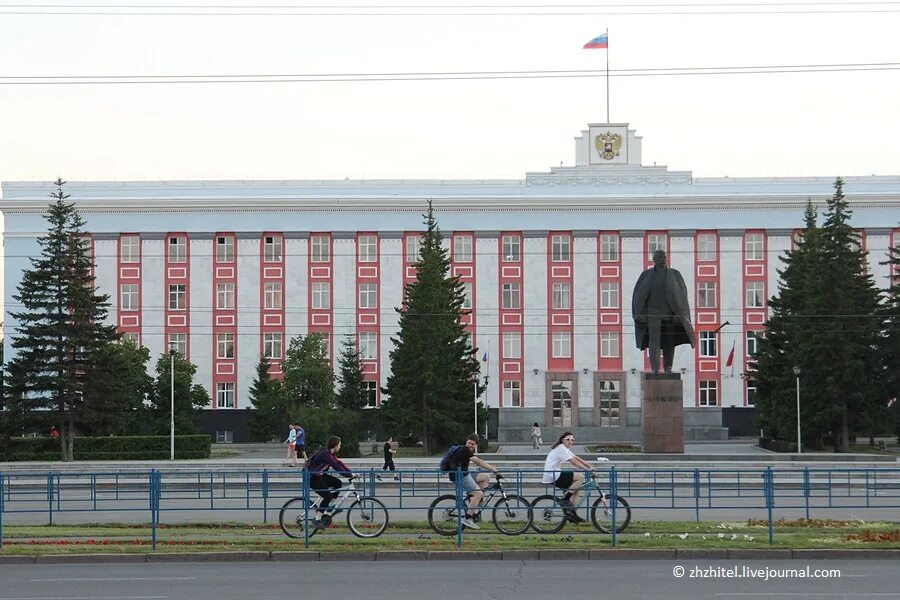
[1,560,898,599]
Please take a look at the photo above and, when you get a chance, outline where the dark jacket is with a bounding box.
[631,266,696,350]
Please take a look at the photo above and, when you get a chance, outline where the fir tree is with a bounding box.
[335,333,368,411]
[81,339,153,436]
[5,179,119,460]
[381,201,483,454]
[881,228,900,442]
[248,355,286,441]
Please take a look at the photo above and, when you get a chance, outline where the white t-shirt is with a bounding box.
[542,444,576,484]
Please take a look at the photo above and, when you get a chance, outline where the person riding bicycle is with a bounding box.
[542,431,593,523]
[306,435,354,523]
[444,433,502,530]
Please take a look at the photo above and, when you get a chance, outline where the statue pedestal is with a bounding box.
[640,373,685,453]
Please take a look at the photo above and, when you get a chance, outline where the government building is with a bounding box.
[3,123,899,442]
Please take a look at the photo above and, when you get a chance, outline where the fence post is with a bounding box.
[610,466,618,547]
[262,470,269,524]
[303,467,310,549]
[803,467,811,520]
[693,469,701,522]
[150,470,158,550]
[0,471,4,549]
[765,467,774,545]
[47,472,54,526]
[455,467,464,549]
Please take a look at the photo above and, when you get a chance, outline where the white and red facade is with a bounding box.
[4,123,900,439]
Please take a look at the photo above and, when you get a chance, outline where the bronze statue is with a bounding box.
[632,250,696,374]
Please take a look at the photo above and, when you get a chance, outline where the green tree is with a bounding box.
[282,333,334,408]
[147,351,209,435]
[881,231,900,442]
[381,201,484,454]
[81,339,153,436]
[335,333,367,411]
[248,355,287,441]
[4,179,120,460]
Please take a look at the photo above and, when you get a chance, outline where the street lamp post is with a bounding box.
[169,343,177,461]
[793,365,801,454]
[474,374,490,440]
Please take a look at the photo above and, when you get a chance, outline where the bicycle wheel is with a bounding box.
[491,495,532,536]
[591,494,632,534]
[347,497,389,538]
[428,494,463,536]
[530,494,567,534]
[279,497,310,539]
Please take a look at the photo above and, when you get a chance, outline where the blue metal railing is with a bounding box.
[0,466,898,549]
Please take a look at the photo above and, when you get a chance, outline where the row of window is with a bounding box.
[116,232,769,265]
[696,281,766,309]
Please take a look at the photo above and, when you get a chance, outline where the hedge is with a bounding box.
[0,435,211,461]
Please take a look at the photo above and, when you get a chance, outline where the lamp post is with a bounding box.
[169,343,177,461]
[793,365,801,454]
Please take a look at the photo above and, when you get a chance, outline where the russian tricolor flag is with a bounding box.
[583,34,608,49]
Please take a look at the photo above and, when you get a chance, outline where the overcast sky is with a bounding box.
[0,0,898,183]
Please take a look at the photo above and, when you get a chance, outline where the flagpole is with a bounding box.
[605,29,610,122]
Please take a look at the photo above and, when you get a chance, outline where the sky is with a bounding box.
[0,1,898,184]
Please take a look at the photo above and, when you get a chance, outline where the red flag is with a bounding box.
[725,342,736,367]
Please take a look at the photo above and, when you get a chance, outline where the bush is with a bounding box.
[0,435,211,461]
[287,407,362,458]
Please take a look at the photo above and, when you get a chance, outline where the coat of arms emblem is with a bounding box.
[594,131,623,160]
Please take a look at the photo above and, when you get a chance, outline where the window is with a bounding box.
[264,236,282,262]
[363,380,378,408]
[699,380,718,406]
[551,235,571,262]
[168,284,186,310]
[745,233,764,260]
[699,331,718,357]
[647,234,667,261]
[697,282,717,309]
[502,282,520,309]
[168,333,186,356]
[600,332,619,358]
[454,235,473,262]
[359,332,377,360]
[121,332,140,345]
[311,236,330,262]
[745,281,765,308]
[217,333,234,359]
[359,283,377,309]
[600,234,619,262]
[746,380,757,406]
[697,234,717,262]
[503,381,522,407]
[264,332,283,359]
[120,235,140,263]
[216,283,234,310]
[405,235,421,262]
[746,331,760,357]
[168,236,186,263]
[502,235,521,262]
[552,332,571,358]
[216,382,235,408]
[502,331,521,359]
[264,282,283,309]
[312,282,330,309]
[600,282,619,309]
[216,430,233,444]
[216,236,234,262]
[120,284,139,311]
[358,235,377,262]
[461,282,472,309]
[553,282,571,310]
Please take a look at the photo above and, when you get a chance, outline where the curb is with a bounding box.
[2,548,900,564]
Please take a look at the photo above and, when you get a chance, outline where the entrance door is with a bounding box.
[551,381,573,426]
[598,380,621,427]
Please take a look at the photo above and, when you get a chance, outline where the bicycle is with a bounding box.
[427,473,532,536]
[530,472,632,534]
[279,475,389,539]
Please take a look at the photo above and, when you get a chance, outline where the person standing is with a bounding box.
[294,423,307,463]
[530,423,543,449]
[377,436,397,481]
[283,422,297,467]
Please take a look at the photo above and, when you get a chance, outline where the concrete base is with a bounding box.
[641,373,685,453]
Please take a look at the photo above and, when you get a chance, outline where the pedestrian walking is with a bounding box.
[294,423,308,463]
[530,422,543,449]
[376,436,398,480]
[284,422,297,467]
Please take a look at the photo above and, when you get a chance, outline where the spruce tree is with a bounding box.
[880,229,900,442]
[5,179,119,460]
[381,201,483,454]
[335,333,368,411]
[248,356,286,441]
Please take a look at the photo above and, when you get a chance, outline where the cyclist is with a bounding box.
[306,435,354,523]
[444,433,502,530]
[542,431,593,523]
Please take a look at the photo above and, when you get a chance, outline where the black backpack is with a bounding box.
[439,445,462,472]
